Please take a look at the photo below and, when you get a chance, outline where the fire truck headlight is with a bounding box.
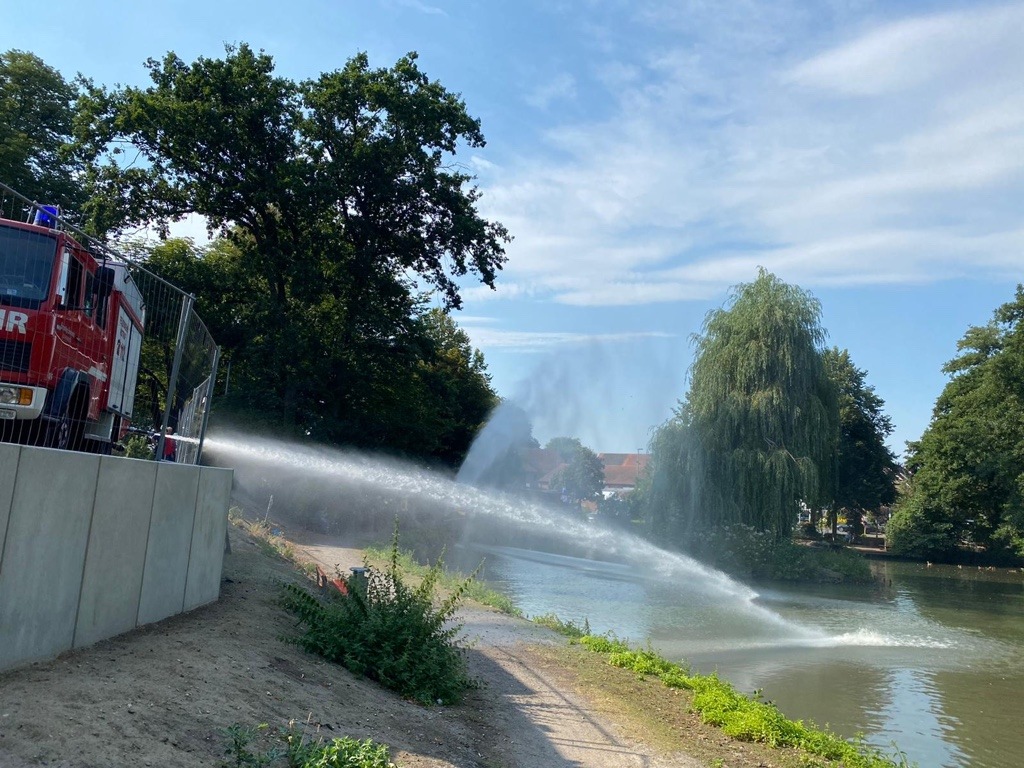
[0,386,32,406]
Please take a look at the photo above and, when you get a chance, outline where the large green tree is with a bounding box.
[822,347,898,533]
[75,44,509,455]
[137,238,497,465]
[888,286,1024,560]
[645,269,837,546]
[0,50,85,210]
[406,309,499,466]
[545,436,584,463]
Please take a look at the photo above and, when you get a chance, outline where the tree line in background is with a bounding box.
[887,286,1024,562]
[1,46,505,467]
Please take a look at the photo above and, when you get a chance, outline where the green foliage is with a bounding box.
[572,635,905,768]
[532,613,591,638]
[545,436,584,462]
[0,50,86,211]
[221,722,395,768]
[644,270,838,548]
[596,493,635,526]
[575,634,630,654]
[549,439,605,503]
[885,486,959,560]
[363,543,521,616]
[75,44,507,464]
[694,525,872,583]
[891,286,1024,562]
[823,348,898,526]
[282,526,474,705]
[123,433,154,460]
[405,309,499,466]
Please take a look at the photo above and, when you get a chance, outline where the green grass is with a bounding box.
[229,507,303,565]
[532,613,591,638]
[569,632,911,768]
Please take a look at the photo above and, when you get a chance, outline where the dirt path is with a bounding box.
[0,524,699,768]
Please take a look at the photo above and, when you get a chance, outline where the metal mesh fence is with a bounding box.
[0,181,219,465]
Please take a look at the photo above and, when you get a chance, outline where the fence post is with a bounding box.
[195,345,220,465]
[156,294,195,461]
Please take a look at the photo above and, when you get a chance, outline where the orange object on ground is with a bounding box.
[315,564,349,596]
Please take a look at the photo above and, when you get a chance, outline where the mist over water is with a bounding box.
[482,341,681,453]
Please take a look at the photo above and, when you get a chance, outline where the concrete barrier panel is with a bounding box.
[183,467,232,611]
[137,463,200,626]
[0,443,21,568]
[0,448,99,669]
[74,456,158,649]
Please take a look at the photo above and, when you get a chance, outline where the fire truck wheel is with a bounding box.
[47,398,86,451]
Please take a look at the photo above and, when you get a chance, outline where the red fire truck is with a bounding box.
[0,206,145,452]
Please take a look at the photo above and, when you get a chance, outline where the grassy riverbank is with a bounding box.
[240,517,911,767]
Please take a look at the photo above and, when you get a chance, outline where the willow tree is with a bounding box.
[651,269,837,545]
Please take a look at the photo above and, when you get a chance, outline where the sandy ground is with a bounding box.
[0,523,702,768]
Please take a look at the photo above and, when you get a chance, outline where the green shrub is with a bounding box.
[281,525,473,705]
[575,634,629,654]
[364,545,522,617]
[886,498,958,560]
[123,433,154,460]
[695,524,872,583]
[221,722,395,767]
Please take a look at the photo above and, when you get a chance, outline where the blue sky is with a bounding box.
[6,1,1023,455]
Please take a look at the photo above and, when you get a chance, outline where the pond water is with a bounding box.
[454,544,1024,768]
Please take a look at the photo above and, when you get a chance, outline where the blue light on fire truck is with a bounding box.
[33,205,59,228]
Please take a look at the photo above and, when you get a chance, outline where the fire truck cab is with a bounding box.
[0,208,145,452]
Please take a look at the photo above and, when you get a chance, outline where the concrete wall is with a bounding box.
[0,444,232,672]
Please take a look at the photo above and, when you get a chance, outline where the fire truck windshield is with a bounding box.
[0,224,57,309]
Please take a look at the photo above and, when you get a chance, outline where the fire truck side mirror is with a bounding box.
[95,266,115,299]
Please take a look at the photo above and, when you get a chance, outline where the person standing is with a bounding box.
[161,427,177,462]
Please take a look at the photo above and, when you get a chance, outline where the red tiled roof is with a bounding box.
[597,452,649,488]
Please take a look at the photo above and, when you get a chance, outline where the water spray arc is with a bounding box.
[205,433,819,640]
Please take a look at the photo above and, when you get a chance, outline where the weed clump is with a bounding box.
[363,544,522,617]
[281,525,473,705]
[221,721,395,767]
[532,614,591,638]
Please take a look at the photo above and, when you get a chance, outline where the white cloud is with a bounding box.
[451,314,499,325]
[785,4,1024,97]
[473,1,1024,308]
[390,0,446,16]
[524,73,577,110]
[460,325,674,354]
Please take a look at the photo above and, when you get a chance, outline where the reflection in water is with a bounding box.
[460,545,1024,768]
[876,668,965,768]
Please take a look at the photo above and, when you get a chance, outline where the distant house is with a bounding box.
[597,452,649,497]
[518,448,650,499]
[521,448,565,491]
